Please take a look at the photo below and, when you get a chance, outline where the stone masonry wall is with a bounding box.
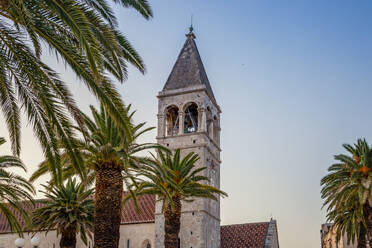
[156,87,221,248]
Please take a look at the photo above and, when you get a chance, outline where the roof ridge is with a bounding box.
[221,221,270,227]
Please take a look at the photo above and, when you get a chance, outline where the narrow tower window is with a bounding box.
[213,115,219,143]
[166,106,179,136]
[206,107,213,137]
[184,103,198,133]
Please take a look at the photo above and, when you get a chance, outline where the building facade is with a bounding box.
[0,29,280,248]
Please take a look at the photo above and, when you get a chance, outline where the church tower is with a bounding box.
[155,28,222,248]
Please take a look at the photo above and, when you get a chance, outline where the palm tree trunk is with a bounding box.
[364,203,372,247]
[60,225,77,248]
[358,225,367,248]
[94,165,123,248]
[164,196,182,248]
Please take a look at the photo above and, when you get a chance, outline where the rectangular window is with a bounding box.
[127,239,130,248]
[178,238,180,248]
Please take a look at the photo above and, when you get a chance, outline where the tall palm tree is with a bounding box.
[30,104,158,248]
[32,178,94,248]
[0,0,152,183]
[0,137,35,235]
[126,149,228,248]
[321,139,372,247]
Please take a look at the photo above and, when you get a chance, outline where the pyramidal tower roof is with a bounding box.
[162,28,216,102]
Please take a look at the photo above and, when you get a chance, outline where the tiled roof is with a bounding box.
[221,222,270,248]
[0,193,155,233]
[121,193,155,224]
[162,31,216,102]
[0,201,41,233]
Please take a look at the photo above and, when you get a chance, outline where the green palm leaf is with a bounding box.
[0,138,35,236]
[321,138,372,246]
[32,178,94,247]
[0,0,153,184]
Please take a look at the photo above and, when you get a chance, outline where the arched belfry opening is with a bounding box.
[184,103,198,133]
[166,106,179,136]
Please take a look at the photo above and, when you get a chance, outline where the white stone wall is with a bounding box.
[119,223,155,248]
[155,210,220,248]
[0,223,155,248]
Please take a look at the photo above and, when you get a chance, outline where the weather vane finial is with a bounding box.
[189,14,194,33]
[186,14,196,39]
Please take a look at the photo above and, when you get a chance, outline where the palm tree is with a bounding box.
[32,178,94,248]
[0,137,35,235]
[0,0,152,183]
[321,139,372,247]
[126,149,228,248]
[30,104,158,248]
[326,194,366,248]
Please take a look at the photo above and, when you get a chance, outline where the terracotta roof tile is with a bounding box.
[221,222,269,248]
[121,192,155,224]
[0,201,43,233]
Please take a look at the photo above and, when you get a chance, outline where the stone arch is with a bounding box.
[165,105,179,136]
[183,102,198,133]
[141,239,152,248]
[162,103,179,114]
[182,101,199,111]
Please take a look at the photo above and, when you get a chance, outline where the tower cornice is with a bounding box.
[156,131,222,154]
[157,86,221,113]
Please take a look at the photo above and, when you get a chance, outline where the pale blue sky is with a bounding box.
[1,1,372,247]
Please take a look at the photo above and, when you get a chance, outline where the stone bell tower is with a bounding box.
[155,27,222,248]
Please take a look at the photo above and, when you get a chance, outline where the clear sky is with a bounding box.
[1,1,372,247]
